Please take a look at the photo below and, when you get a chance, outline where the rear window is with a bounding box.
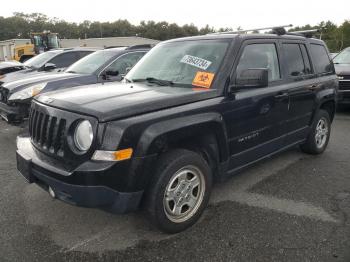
[283,44,312,77]
[309,44,333,74]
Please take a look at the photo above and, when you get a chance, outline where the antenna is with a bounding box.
[208,24,293,35]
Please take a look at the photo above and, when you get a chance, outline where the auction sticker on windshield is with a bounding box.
[192,71,215,88]
[180,55,212,70]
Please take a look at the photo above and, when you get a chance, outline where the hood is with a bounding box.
[2,72,81,93]
[35,82,217,122]
[0,61,23,70]
[334,64,350,76]
[0,68,39,84]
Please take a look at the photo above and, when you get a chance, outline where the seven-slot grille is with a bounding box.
[29,107,66,157]
[339,80,350,90]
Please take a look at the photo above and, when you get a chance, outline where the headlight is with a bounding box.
[8,82,47,101]
[74,120,93,151]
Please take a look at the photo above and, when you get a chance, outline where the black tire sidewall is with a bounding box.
[306,110,331,154]
[146,149,212,233]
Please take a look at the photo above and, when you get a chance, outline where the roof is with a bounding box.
[49,47,101,53]
[102,44,153,52]
[162,32,325,45]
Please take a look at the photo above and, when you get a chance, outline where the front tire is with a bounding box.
[145,149,212,233]
[300,109,331,154]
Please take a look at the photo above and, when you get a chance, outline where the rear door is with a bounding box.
[281,41,317,144]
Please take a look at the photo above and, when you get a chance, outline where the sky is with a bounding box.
[1,0,349,30]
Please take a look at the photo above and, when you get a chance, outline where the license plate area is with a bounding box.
[16,151,34,183]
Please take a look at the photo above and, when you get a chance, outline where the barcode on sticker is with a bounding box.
[180,55,212,70]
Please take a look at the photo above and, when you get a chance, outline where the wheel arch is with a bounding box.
[135,112,229,163]
[319,100,336,122]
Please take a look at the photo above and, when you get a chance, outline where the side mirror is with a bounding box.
[106,70,119,77]
[43,63,57,71]
[101,70,121,81]
[235,68,268,89]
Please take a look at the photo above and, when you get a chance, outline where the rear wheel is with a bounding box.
[145,149,212,233]
[300,109,331,154]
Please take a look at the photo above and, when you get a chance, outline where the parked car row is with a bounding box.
[6,26,341,234]
[0,60,25,76]
[333,47,350,105]
[0,45,150,122]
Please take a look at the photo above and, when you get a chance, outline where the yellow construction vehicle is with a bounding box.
[13,31,59,62]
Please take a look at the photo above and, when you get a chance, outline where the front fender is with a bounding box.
[135,112,229,162]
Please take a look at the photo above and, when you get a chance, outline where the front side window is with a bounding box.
[333,47,350,64]
[105,52,146,75]
[309,44,333,74]
[126,40,230,88]
[236,43,280,82]
[65,50,117,74]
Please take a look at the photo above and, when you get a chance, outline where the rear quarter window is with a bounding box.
[309,44,333,74]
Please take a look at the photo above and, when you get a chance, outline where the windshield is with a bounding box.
[126,39,230,88]
[333,48,350,64]
[65,50,116,74]
[23,51,58,68]
[48,35,59,49]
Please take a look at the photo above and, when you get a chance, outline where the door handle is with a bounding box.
[274,92,289,100]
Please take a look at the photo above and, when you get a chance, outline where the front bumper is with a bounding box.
[0,101,29,122]
[16,137,143,213]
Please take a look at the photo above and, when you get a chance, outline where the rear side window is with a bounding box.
[309,44,333,74]
[300,45,312,74]
[49,52,79,68]
[283,44,305,77]
[236,43,280,82]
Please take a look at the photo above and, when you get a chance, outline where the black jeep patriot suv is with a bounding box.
[16,28,338,233]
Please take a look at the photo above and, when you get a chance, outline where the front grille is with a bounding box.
[29,100,97,164]
[29,107,67,157]
[340,75,350,80]
[0,87,9,103]
[339,80,350,90]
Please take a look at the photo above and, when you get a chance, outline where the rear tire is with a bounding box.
[300,109,331,154]
[144,149,212,233]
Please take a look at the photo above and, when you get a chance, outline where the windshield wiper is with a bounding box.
[132,77,174,86]
[66,70,76,73]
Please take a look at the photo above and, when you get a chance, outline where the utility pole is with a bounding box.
[99,23,103,38]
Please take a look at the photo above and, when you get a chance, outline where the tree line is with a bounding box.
[0,13,349,52]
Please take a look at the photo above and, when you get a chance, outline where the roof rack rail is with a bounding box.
[126,44,155,50]
[287,29,321,38]
[104,46,126,49]
[208,24,293,35]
